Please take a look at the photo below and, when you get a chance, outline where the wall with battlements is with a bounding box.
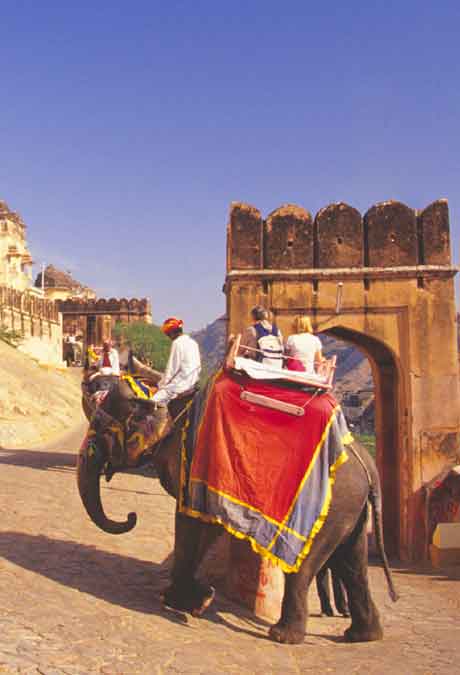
[227,199,450,272]
[0,285,63,365]
[58,297,152,319]
[58,296,152,348]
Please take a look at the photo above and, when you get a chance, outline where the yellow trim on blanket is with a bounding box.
[189,477,302,534]
[180,448,348,573]
[267,405,340,553]
[288,448,349,572]
[121,374,154,400]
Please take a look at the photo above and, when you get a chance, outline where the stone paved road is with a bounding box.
[0,425,459,674]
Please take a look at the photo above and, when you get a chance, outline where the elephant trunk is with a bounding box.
[77,437,137,535]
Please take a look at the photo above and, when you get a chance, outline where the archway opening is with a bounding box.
[320,325,401,558]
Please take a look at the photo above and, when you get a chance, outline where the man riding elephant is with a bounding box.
[151,317,201,419]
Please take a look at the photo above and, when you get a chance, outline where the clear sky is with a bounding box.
[1,1,459,330]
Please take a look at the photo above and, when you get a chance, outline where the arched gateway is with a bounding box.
[224,199,460,561]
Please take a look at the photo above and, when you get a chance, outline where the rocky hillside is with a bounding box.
[192,316,228,374]
[0,340,84,448]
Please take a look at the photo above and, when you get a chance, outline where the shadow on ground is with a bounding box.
[0,446,159,480]
[0,531,266,635]
[0,447,76,472]
[391,562,460,582]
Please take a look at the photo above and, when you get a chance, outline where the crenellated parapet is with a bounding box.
[0,285,59,321]
[57,296,152,318]
[227,199,452,273]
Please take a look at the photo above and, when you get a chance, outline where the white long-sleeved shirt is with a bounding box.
[96,348,120,376]
[153,334,201,403]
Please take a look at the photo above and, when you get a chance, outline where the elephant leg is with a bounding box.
[338,508,383,642]
[269,564,315,644]
[161,512,220,616]
[316,565,334,616]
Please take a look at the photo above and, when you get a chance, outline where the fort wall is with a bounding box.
[228,199,451,272]
[0,285,63,365]
[58,297,152,348]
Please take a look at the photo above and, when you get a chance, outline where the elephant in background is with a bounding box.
[77,377,398,644]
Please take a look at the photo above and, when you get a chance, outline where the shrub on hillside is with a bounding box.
[112,322,170,371]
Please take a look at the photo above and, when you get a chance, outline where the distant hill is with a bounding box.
[192,316,228,374]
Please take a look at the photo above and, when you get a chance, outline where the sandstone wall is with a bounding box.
[0,286,63,366]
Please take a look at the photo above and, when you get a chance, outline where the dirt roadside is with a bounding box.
[0,340,85,449]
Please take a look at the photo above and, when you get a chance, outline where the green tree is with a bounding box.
[112,322,170,371]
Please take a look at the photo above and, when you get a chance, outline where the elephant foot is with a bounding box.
[344,624,383,642]
[160,581,215,617]
[269,622,305,644]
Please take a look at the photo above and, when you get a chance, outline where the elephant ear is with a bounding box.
[92,408,127,472]
[125,406,171,466]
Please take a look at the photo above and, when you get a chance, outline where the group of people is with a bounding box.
[86,305,323,409]
[242,305,324,375]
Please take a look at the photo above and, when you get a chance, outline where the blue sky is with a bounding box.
[1,1,459,330]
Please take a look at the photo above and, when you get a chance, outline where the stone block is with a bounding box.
[228,202,263,270]
[264,204,313,269]
[418,199,451,265]
[316,203,363,268]
[364,201,417,267]
[432,522,460,548]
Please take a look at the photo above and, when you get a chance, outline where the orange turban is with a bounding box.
[161,317,183,335]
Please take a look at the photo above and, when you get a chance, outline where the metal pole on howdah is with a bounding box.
[335,281,343,315]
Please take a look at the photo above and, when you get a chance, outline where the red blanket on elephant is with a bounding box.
[179,370,352,573]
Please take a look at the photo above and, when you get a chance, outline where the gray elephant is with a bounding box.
[77,376,397,645]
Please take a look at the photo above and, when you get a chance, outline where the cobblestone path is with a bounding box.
[0,426,459,674]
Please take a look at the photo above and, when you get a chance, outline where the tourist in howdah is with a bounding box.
[241,305,284,369]
[285,314,324,374]
[151,317,201,415]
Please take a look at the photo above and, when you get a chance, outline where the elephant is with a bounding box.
[77,375,398,645]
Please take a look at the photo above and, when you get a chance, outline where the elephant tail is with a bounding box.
[369,485,399,602]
